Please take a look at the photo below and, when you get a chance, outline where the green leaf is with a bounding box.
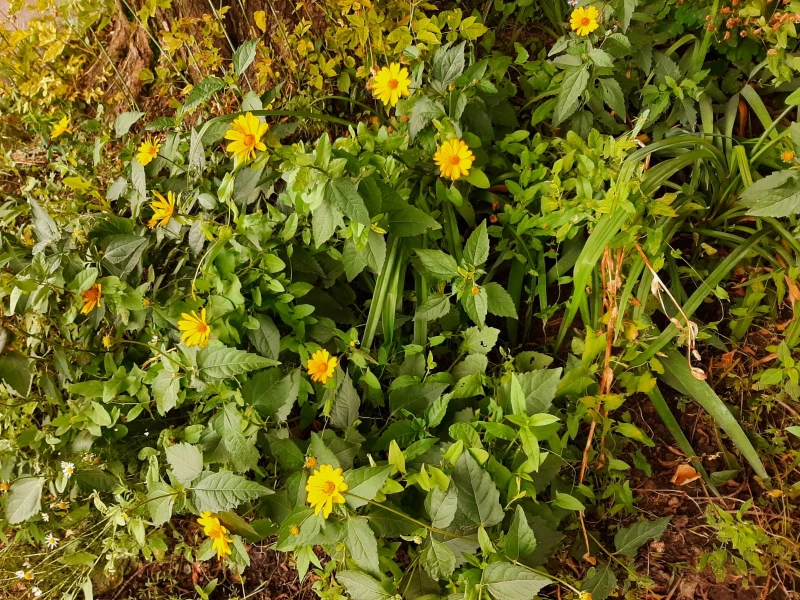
[615,422,655,446]
[553,491,585,511]
[409,95,445,140]
[432,41,466,85]
[191,471,270,512]
[741,171,800,217]
[464,221,489,266]
[414,249,459,280]
[388,205,442,237]
[581,563,618,600]
[414,293,452,321]
[152,369,180,415]
[657,351,768,479]
[330,372,361,430]
[276,506,320,551]
[198,346,279,380]
[345,465,392,509]
[389,382,449,415]
[483,562,550,600]
[59,551,98,567]
[102,235,149,278]
[114,111,145,137]
[463,168,490,189]
[368,504,419,537]
[462,286,488,326]
[485,283,517,318]
[553,66,589,125]
[67,268,98,293]
[28,198,58,247]
[344,516,380,577]
[337,571,393,600]
[247,314,281,360]
[600,78,625,118]
[0,350,32,396]
[614,516,671,557]
[211,403,259,472]
[325,178,370,226]
[146,481,175,526]
[6,477,44,524]
[242,368,299,422]
[461,326,499,355]
[184,77,225,111]
[233,39,259,75]
[421,537,456,579]
[452,451,504,526]
[505,505,537,560]
[166,443,203,486]
[427,485,458,528]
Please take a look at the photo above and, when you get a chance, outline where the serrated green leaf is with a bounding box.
[242,368,299,422]
[464,221,489,266]
[414,249,459,280]
[344,465,392,509]
[344,516,380,576]
[198,346,278,380]
[166,443,203,486]
[485,282,517,318]
[483,562,550,600]
[505,505,537,560]
[233,39,259,75]
[6,477,44,524]
[191,471,270,512]
[414,293,452,321]
[421,537,456,579]
[614,516,671,557]
[337,571,393,600]
[325,178,370,225]
[452,451,503,526]
[553,66,589,125]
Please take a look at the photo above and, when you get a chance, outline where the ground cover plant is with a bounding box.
[2,0,800,599]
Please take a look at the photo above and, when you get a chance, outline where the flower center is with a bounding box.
[387,78,399,90]
[323,481,336,495]
[581,17,591,26]
[86,289,99,301]
[148,146,158,155]
[244,133,256,147]
[450,155,462,166]
[196,322,208,333]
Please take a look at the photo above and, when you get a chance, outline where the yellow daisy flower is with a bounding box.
[197,511,232,559]
[51,116,72,139]
[137,136,162,166]
[224,112,268,163]
[570,6,600,36]
[434,139,475,181]
[371,63,412,107]
[81,283,102,315]
[178,308,211,348]
[305,456,318,469]
[102,336,113,348]
[306,349,337,384]
[305,464,348,519]
[147,191,176,228]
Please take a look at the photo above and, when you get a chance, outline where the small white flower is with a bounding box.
[568,0,579,5]
[61,461,75,478]
[32,587,42,598]
[15,570,25,579]
[57,501,69,511]
[45,534,59,549]
[41,512,49,522]
[150,335,158,344]
[143,431,149,436]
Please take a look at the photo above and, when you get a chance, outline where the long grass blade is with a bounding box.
[657,351,768,480]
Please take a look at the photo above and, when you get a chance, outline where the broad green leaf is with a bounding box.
[462,286,488,326]
[519,427,540,469]
[615,422,655,447]
[233,39,259,75]
[463,168,490,189]
[166,443,203,486]
[614,516,671,557]
[483,561,550,600]
[461,326,499,355]
[600,78,625,118]
[0,350,32,396]
[464,221,489,266]
[114,111,144,137]
[325,178,370,225]
[741,171,800,217]
[505,505,536,560]
[553,491,585,511]
[29,198,58,247]
[337,571,393,600]
[242,368,299,422]
[452,451,504,526]
[414,294,452,321]
[247,314,281,360]
[6,477,44,524]
[60,551,98,566]
[421,537,456,579]
[389,382,449,415]
[581,563,618,600]
[432,41,466,85]
[152,369,180,415]
[198,346,278,380]
[184,76,225,111]
[276,506,321,551]
[413,249,459,280]
[191,471,270,512]
[388,205,441,237]
[485,282,517,318]
[344,465,392,509]
[102,235,148,278]
[211,403,259,472]
[330,372,361,429]
[409,95,445,140]
[344,516,380,576]
[368,504,419,537]
[147,481,175,526]
[427,485,458,529]
[553,66,589,125]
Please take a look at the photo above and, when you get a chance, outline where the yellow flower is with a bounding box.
[306,349,337,384]
[197,511,232,559]
[147,191,176,228]
[371,63,411,107]
[102,336,113,348]
[570,6,600,36]
[290,524,300,536]
[178,308,211,348]
[225,112,268,163]
[0,481,8,492]
[51,116,72,139]
[137,136,162,166]
[783,150,795,162]
[434,139,475,181]
[305,456,318,469]
[81,283,102,314]
[305,464,348,519]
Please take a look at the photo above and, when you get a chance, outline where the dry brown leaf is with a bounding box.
[671,463,701,486]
